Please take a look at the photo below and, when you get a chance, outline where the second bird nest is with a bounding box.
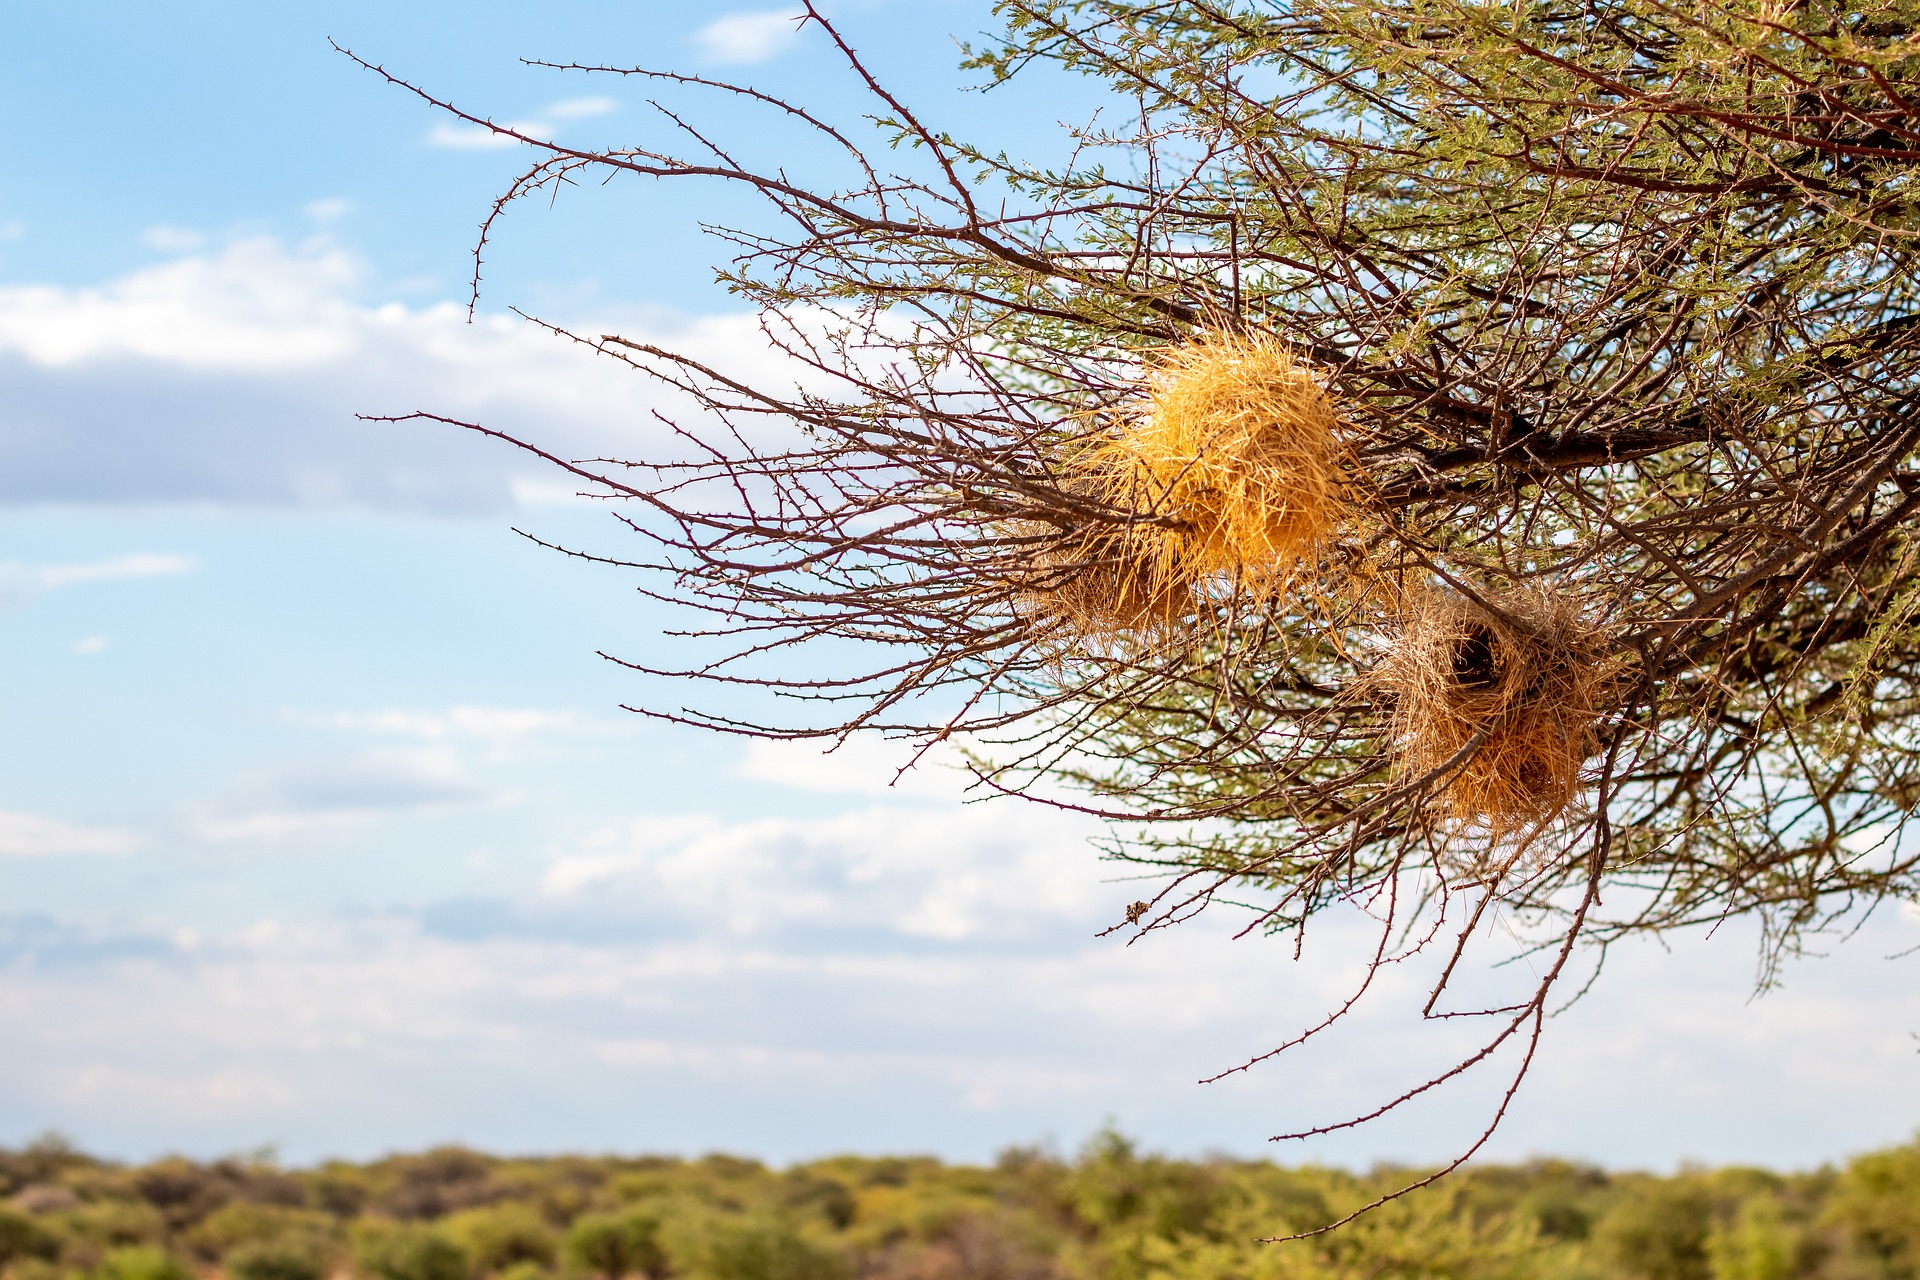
[1380,591,1616,833]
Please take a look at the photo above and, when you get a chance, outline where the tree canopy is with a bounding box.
[9,1136,1920,1280]
[346,0,1920,1224]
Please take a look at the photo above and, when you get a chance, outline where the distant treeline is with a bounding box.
[2,1132,1918,1280]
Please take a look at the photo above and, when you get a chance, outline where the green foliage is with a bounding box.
[775,1179,854,1235]
[444,1205,555,1276]
[1825,1141,1920,1278]
[352,1222,473,1280]
[196,1202,339,1280]
[130,1160,303,1236]
[89,1247,191,1280]
[0,1137,94,1199]
[0,1208,60,1267]
[1708,1197,1818,1280]
[369,1151,502,1222]
[694,1220,843,1280]
[189,1205,336,1261]
[1066,1132,1226,1241]
[563,1213,666,1280]
[223,1239,331,1280]
[1593,1176,1720,1280]
[0,1135,1917,1280]
[57,1202,168,1252]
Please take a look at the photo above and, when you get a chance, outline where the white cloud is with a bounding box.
[541,802,1104,942]
[0,553,196,610]
[694,9,807,64]
[0,238,363,370]
[0,221,23,243]
[0,235,798,511]
[545,96,617,120]
[736,736,974,798]
[425,121,547,151]
[1,894,1915,1167]
[0,809,139,857]
[285,706,622,764]
[29,552,196,589]
[303,197,353,223]
[75,635,109,655]
[141,225,206,252]
[193,748,489,843]
[301,706,589,742]
[588,1034,1108,1106]
[423,99,610,151]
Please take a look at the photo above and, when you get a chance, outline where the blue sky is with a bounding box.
[1,1,1917,1171]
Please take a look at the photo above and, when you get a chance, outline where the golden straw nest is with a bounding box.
[1021,329,1347,643]
[1381,589,1615,832]
[1014,523,1195,642]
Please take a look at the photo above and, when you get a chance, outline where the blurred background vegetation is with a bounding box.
[2,1132,1917,1280]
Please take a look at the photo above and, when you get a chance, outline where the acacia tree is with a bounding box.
[346,0,1920,1230]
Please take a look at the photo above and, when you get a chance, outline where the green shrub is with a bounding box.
[1595,1180,1716,1280]
[306,1165,371,1220]
[1829,1139,1920,1279]
[0,1207,59,1267]
[191,1204,338,1263]
[4,1258,62,1280]
[1064,1131,1223,1240]
[91,1245,193,1280]
[353,1222,473,1280]
[775,1179,853,1234]
[65,1201,168,1250]
[226,1236,335,1280]
[444,1205,555,1275]
[374,1151,499,1222]
[564,1214,666,1280]
[698,1222,843,1280]
[1706,1197,1815,1280]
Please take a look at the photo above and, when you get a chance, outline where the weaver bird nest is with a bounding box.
[1023,330,1347,643]
[1382,591,1617,834]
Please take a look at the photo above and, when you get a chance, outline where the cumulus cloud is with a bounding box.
[0,721,1915,1163]
[539,802,1104,942]
[694,9,808,64]
[0,810,140,857]
[0,236,784,512]
[2,887,1916,1165]
[0,892,1348,1159]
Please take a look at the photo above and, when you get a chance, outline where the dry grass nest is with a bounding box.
[1012,523,1195,642]
[1381,590,1616,832]
[1021,329,1348,644]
